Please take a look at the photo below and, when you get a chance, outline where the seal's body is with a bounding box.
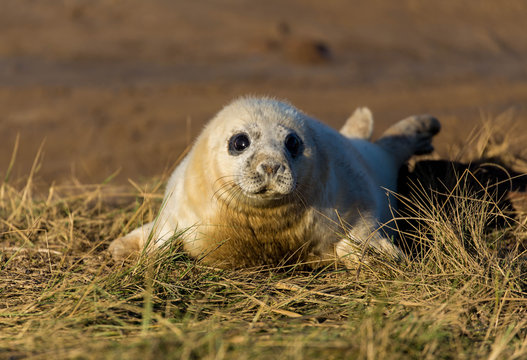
[109,97,440,268]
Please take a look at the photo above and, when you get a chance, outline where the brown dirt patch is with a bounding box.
[1,0,527,185]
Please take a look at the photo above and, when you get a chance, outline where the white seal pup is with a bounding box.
[109,97,440,268]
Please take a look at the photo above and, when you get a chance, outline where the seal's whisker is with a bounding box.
[213,181,235,200]
[212,174,236,189]
[223,186,244,211]
[214,180,240,213]
[292,183,310,211]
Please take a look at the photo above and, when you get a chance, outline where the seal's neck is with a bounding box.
[197,193,317,268]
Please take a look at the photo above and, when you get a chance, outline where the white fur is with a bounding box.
[110,97,440,266]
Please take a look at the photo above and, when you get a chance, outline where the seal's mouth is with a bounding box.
[244,186,300,203]
[243,185,291,200]
[234,172,297,200]
[254,187,270,195]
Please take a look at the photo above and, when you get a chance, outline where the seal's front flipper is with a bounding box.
[339,107,374,140]
[335,234,404,265]
[108,222,154,261]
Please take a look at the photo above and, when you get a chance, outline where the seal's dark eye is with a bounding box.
[228,133,251,154]
[285,133,302,158]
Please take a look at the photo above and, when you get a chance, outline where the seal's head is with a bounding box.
[203,97,316,205]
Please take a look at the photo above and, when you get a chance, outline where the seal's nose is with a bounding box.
[257,161,283,176]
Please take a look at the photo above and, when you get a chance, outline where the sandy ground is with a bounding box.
[1,0,527,185]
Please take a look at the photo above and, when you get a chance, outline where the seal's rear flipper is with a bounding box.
[340,107,374,140]
[375,115,440,165]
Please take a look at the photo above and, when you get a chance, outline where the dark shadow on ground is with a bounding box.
[395,159,527,258]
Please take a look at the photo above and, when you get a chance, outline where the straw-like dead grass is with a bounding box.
[1,115,527,359]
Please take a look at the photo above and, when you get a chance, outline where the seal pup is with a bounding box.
[109,97,440,268]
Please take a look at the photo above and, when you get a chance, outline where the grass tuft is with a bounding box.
[1,116,527,359]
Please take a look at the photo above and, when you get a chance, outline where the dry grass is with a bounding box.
[2,117,527,359]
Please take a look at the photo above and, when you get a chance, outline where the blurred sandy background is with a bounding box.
[1,0,527,185]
